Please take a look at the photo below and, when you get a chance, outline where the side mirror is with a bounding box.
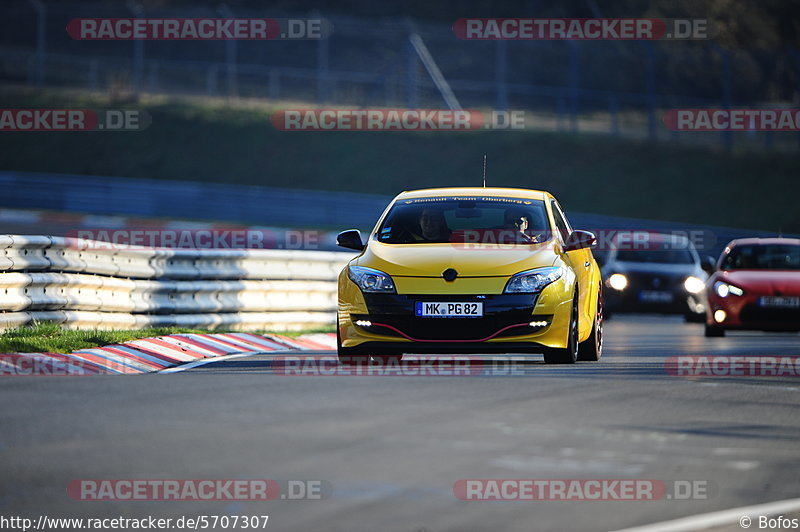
[564,230,596,252]
[336,229,365,251]
[701,255,717,274]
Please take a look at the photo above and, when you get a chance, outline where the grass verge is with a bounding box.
[0,322,334,354]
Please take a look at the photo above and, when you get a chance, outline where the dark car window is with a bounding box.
[616,246,695,264]
[721,244,800,270]
[377,197,551,245]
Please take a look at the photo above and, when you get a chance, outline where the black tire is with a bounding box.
[684,312,705,323]
[704,323,725,337]
[543,290,579,364]
[370,355,403,365]
[577,285,603,362]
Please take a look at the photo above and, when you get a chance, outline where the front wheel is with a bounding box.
[704,323,725,337]
[371,355,403,365]
[577,284,603,361]
[543,291,579,364]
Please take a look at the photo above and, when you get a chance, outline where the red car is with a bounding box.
[704,238,800,337]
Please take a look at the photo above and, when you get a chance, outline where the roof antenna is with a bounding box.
[482,154,487,188]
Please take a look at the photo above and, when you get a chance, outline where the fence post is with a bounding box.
[316,26,330,104]
[269,69,280,100]
[148,61,159,93]
[568,41,579,132]
[406,38,418,108]
[495,40,508,111]
[721,49,733,152]
[384,74,393,105]
[218,5,238,99]
[556,96,566,131]
[712,45,733,152]
[206,65,218,97]
[126,1,144,97]
[787,49,800,151]
[644,42,657,141]
[609,94,619,136]
[88,59,98,90]
[26,0,46,87]
[408,33,461,110]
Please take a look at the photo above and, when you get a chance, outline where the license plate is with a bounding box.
[759,296,800,308]
[416,302,483,317]
[639,290,673,303]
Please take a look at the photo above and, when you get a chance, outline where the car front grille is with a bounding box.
[625,272,679,291]
[352,311,547,341]
[739,305,800,326]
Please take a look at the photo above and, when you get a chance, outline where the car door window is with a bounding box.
[550,200,572,242]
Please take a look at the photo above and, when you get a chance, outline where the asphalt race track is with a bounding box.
[2,316,799,531]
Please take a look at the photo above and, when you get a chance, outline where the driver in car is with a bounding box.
[418,208,452,242]
[503,209,535,243]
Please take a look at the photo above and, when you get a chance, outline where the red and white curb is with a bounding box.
[2,332,336,375]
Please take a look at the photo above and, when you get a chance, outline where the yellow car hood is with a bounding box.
[358,241,558,277]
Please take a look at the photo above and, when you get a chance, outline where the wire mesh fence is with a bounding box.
[1,1,799,150]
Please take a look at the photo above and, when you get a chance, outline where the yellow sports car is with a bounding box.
[335,187,603,364]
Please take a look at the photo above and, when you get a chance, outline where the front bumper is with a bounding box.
[605,288,703,314]
[707,293,800,331]
[339,290,572,353]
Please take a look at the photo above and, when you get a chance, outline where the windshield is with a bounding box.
[377,196,550,245]
[616,244,695,264]
[721,244,800,270]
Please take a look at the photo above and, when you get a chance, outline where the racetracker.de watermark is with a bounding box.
[0,354,106,376]
[270,109,526,131]
[0,109,149,131]
[666,356,800,378]
[65,229,324,250]
[663,109,800,131]
[273,355,529,377]
[453,479,713,500]
[453,18,714,40]
[451,229,715,252]
[68,479,331,500]
[590,229,715,251]
[67,18,333,40]
[2,515,269,531]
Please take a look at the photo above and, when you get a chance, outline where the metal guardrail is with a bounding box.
[1,172,786,260]
[0,235,354,331]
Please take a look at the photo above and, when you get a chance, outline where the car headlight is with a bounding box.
[348,266,396,293]
[607,273,628,291]
[714,281,744,298]
[684,276,706,294]
[504,267,563,294]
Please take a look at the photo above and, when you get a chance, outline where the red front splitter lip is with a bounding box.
[366,321,537,343]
